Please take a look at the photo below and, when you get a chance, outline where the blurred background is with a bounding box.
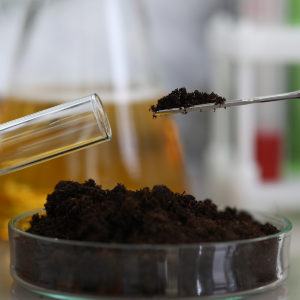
[1,0,300,228]
[1,0,300,299]
[1,0,300,224]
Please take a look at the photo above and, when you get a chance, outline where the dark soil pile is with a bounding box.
[149,87,226,115]
[13,180,284,297]
[26,179,278,244]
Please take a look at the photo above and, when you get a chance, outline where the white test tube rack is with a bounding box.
[205,15,300,212]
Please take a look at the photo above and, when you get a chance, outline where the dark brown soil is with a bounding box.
[149,87,226,115]
[12,180,284,297]
[26,179,278,244]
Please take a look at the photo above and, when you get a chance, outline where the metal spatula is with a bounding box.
[153,90,300,117]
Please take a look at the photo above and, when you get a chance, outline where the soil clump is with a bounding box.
[149,87,226,115]
[26,179,278,244]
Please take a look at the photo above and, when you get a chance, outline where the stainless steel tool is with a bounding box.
[153,90,300,117]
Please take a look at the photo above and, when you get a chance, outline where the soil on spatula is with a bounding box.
[149,87,226,116]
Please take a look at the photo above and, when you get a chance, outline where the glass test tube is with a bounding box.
[0,94,112,175]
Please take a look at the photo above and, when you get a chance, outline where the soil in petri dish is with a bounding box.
[149,87,226,115]
[14,179,282,297]
[26,179,278,243]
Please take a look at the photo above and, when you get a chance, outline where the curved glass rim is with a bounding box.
[9,209,292,250]
[92,93,112,140]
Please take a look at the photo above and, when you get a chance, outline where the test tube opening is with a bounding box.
[91,94,112,141]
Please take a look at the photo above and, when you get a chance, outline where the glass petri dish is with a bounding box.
[9,209,292,299]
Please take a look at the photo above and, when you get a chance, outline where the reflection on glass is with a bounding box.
[9,211,291,299]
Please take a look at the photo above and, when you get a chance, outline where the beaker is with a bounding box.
[0,0,186,239]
